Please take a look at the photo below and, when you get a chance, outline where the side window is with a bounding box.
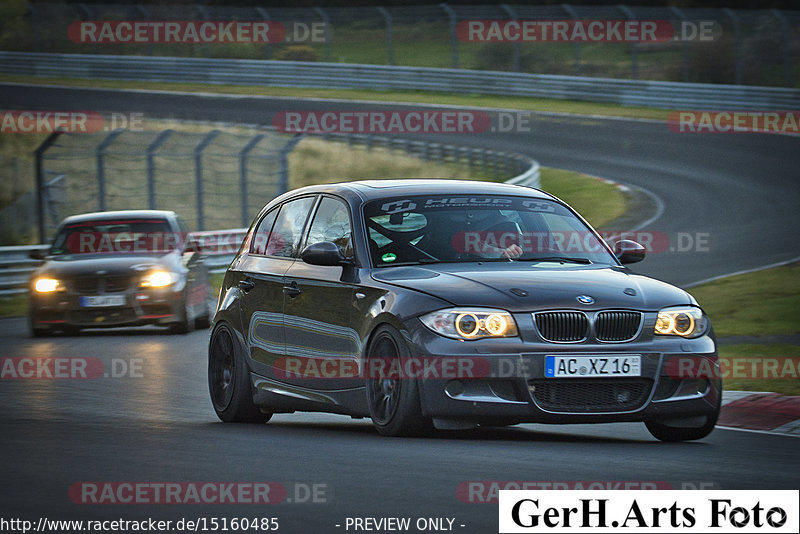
[266,196,316,258]
[250,208,279,255]
[306,197,353,257]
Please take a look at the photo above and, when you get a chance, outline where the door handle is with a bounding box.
[283,281,302,298]
[238,278,255,293]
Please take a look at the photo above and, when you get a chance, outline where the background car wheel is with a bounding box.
[208,323,272,423]
[194,297,214,330]
[365,325,432,437]
[60,325,81,336]
[645,396,721,442]
[169,293,193,335]
[30,325,50,337]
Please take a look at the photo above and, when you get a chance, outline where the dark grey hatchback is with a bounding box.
[209,180,721,440]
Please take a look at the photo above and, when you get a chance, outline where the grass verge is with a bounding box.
[718,345,800,396]
[689,262,800,395]
[691,263,800,338]
[540,167,625,230]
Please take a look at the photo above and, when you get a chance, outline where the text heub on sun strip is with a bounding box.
[498,490,799,533]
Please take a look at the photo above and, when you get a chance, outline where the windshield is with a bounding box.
[363,195,617,267]
[50,218,178,256]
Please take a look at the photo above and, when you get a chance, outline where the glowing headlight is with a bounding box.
[34,278,60,293]
[420,308,518,340]
[140,270,176,288]
[654,306,708,338]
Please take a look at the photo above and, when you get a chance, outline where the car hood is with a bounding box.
[371,263,692,312]
[34,253,176,278]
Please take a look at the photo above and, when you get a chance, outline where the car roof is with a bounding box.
[282,179,556,202]
[59,210,178,225]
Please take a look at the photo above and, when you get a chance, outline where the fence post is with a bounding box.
[239,133,265,228]
[194,130,220,231]
[376,7,394,66]
[771,9,791,88]
[255,7,272,59]
[146,129,172,210]
[34,132,63,243]
[561,4,582,76]
[194,4,212,58]
[96,128,125,213]
[440,3,459,69]
[135,5,153,56]
[314,8,332,62]
[278,134,305,195]
[618,5,638,80]
[501,4,520,72]
[669,6,691,82]
[722,8,742,85]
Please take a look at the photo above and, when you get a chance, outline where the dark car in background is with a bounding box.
[29,210,211,336]
[209,180,721,441]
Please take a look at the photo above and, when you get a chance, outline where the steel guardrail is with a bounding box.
[1,52,798,110]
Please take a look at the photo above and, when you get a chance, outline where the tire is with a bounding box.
[60,325,81,336]
[31,325,50,338]
[169,293,193,335]
[29,313,50,337]
[208,322,272,423]
[646,395,721,442]
[194,297,214,330]
[365,325,432,437]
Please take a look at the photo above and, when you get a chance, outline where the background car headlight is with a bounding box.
[139,270,176,288]
[654,306,708,338]
[34,278,60,293]
[420,308,518,340]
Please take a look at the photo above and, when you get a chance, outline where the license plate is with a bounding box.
[545,355,641,378]
[80,295,126,307]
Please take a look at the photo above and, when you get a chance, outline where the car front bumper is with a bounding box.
[406,319,721,425]
[30,287,184,329]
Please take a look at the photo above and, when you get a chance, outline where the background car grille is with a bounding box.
[535,312,589,342]
[67,275,135,294]
[528,378,653,413]
[595,311,643,342]
[103,275,134,293]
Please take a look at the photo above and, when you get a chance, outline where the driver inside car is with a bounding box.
[420,209,523,260]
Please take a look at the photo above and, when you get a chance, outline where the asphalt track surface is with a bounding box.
[1,83,798,532]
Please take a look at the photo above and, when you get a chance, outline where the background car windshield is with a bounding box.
[364,195,617,266]
[50,218,176,255]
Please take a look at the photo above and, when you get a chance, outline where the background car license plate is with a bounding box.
[545,355,641,378]
[80,295,125,307]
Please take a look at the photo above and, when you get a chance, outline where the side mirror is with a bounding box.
[301,241,348,267]
[614,240,646,265]
[29,249,46,260]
